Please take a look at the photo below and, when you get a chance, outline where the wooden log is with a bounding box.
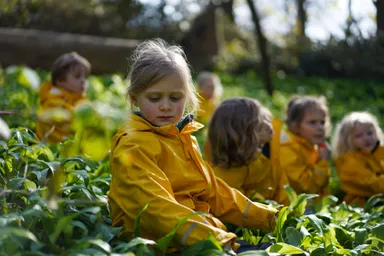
[0,27,141,74]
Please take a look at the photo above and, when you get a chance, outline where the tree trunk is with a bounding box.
[246,0,274,96]
[374,0,384,38]
[296,0,307,38]
[220,0,235,23]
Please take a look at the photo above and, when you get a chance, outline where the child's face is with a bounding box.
[56,65,88,94]
[351,123,377,151]
[130,74,187,127]
[199,79,215,99]
[295,107,326,145]
[258,118,273,145]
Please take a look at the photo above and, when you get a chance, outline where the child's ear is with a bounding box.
[290,122,300,134]
[129,94,138,107]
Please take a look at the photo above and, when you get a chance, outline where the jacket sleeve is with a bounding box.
[337,153,384,196]
[108,134,236,248]
[280,144,329,194]
[206,167,278,232]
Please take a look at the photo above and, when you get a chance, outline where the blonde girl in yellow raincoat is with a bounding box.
[332,112,384,207]
[108,39,278,253]
[36,52,91,143]
[280,95,331,198]
[207,97,289,206]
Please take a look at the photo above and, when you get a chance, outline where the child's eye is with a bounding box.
[148,97,160,102]
[170,96,181,101]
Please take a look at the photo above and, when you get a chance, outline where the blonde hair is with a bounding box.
[285,95,331,135]
[197,71,223,99]
[127,38,198,115]
[208,97,271,168]
[52,52,91,86]
[332,112,383,158]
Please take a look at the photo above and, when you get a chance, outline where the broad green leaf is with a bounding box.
[267,242,309,255]
[274,206,289,242]
[372,223,384,241]
[307,214,328,235]
[180,234,222,256]
[285,227,303,247]
[353,228,367,247]
[24,179,37,191]
[113,237,156,253]
[0,227,39,243]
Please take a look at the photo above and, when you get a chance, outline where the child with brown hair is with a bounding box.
[108,39,278,252]
[280,95,331,198]
[195,71,223,125]
[207,97,289,206]
[332,111,384,207]
[36,52,91,143]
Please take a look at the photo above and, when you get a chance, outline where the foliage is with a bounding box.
[299,39,384,80]
[1,66,384,255]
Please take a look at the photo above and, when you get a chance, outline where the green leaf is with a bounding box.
[8,178,26,189]
[134,203,148,238]
[267,243,309,255]
[113,237,156,253]
[24,179,37,191]
[237,251,272,256]
[354,228,367,247]
[86,239,111,253]
[0,227,40,243]
[157,212,207,254]
[274,206,289,242]
[307,214,328,235]
[372,223,384,241]
[180,234,222,256]
[285,227,303,247]
[48,215,73,244]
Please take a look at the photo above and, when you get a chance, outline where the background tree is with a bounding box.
[246,0,274,96]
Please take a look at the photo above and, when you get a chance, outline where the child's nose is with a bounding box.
[160,99,171,110]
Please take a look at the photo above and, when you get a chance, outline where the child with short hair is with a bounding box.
[280,95,331,197]
[207,97,289,205]
[332,112,384,207]
[195,71,223,125]
[108,39,278,251]
[36,52,91,143]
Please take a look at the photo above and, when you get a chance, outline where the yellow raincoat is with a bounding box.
[335,146,384,207]
[196,95,219,125]
[211,119,289,205]
[36,82,86,143]
[280,130,330,197]
[108,114,277,249]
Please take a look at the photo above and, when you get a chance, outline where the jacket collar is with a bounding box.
[286,130,315,150]
[126,112,203,136]
[40,82,85,102]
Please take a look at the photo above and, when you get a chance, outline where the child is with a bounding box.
[332,112,384,207]
[280,95,331,198]
[108,39,278,251]
[207,97,289,206]
[195,71,223,125]
[36,52,91,143]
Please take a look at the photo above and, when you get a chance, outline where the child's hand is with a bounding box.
[259,119,273,145]
[318,142,331,160]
